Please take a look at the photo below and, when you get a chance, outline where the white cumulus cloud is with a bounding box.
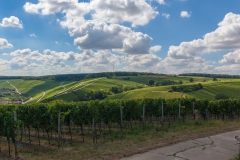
[156,0,167,5]
[0,16,23,28]
[24,0,158,55]
[162,13,170,19]
[219,49,240,64]
[73,21,153,54]
[30,34,37,37]
[167,12,240,60]
[0,38,13,49]
[150,45,162,53]
[180,11,191,18]
[90,0,158,27]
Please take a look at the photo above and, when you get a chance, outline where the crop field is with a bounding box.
[187,82,240,99]
[57,78,143,102]
[1,74,240,160]
[113,75,213,84]
[1,76,240,103]
[1,98,240,159]
[0,80,14,89]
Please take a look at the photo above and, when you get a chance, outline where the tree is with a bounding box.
[213,77,218,81]
[146,80,155,86]
[215,93,229,100]
[154,81,161,86]
[189,78,194,83]
[171,86,177,91]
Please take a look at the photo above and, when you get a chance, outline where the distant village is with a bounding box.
[0,88,23,105]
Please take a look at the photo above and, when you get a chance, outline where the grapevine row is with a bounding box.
[0,98,240,157]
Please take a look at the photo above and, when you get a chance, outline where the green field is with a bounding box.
[113,75,212,84]
[1,75,240,103]
[0,80,14,89]
[106,77,240,100]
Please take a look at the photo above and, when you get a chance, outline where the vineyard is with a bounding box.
[0,98,240,158]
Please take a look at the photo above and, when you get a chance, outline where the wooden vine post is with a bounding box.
[178,101,181,119]
[142,105,145,131]
[58,110,61,149]
[14,111,18,158]
[92,118,95,144]
[193,102,195,120]
[161,101,164,122]
[120,104,123,134]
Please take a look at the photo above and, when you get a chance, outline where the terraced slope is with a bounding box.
[1,76,240,103]
[57,77,142,102]
[107,77,240,100]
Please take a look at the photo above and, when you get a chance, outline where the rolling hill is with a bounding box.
[0,73,240,103]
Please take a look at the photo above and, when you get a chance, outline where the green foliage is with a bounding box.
[146,79,155,86]
[1,97,240,151]
[171,83,203,93]
[215,93,229,100]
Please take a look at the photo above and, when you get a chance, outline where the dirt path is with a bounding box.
[7,81,21,94]
[36,91,45,103]
[56,79,101,96]
[22,97,32,104]
[57,82,66,94]
[122,130,240,160]
[72,81,95,92]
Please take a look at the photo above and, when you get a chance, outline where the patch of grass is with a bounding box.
[2,119,240,160]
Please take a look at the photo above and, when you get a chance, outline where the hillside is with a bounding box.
[0,73,240,103]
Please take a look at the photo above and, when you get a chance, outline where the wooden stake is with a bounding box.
[58,110,61,149]
[142,105,145,131]
[14,111,18,158]
[179,101,181,119]
[161,101,164,122]
[92,118,95,144]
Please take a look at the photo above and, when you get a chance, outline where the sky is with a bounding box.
[1,0,240,76]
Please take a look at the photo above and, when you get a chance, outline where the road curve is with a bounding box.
[36,91,45,103]
[121,130,240,160]
[7,81,21,94]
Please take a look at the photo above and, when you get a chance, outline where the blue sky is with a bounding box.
[1,0,240,76]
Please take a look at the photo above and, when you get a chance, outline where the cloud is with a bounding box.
[73,21,153,54]
[90,0,158,27]
[204,12,240,50]
[161,12,240,74]
[24,0,158,27]
[1,48,127,75]
[75,50,125,72]
[168,39,206,59]
[0,47,165,75]
[10,48,33,56]
[0,38,13,49]
[162,13,170,19]
[24,0,78,15]
[24,0,158,54]
[180,11,191,18]
[150,45,162,53]
[30,34,37,37]
[123,53,162,72]
[215,64,240,74]
[161,56,215,74]
[168,12,240,60]
[0,16,23,28]
[156,0,167,5]
[219,49,240,64]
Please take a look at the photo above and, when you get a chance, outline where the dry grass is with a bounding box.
[1,119,240,160]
